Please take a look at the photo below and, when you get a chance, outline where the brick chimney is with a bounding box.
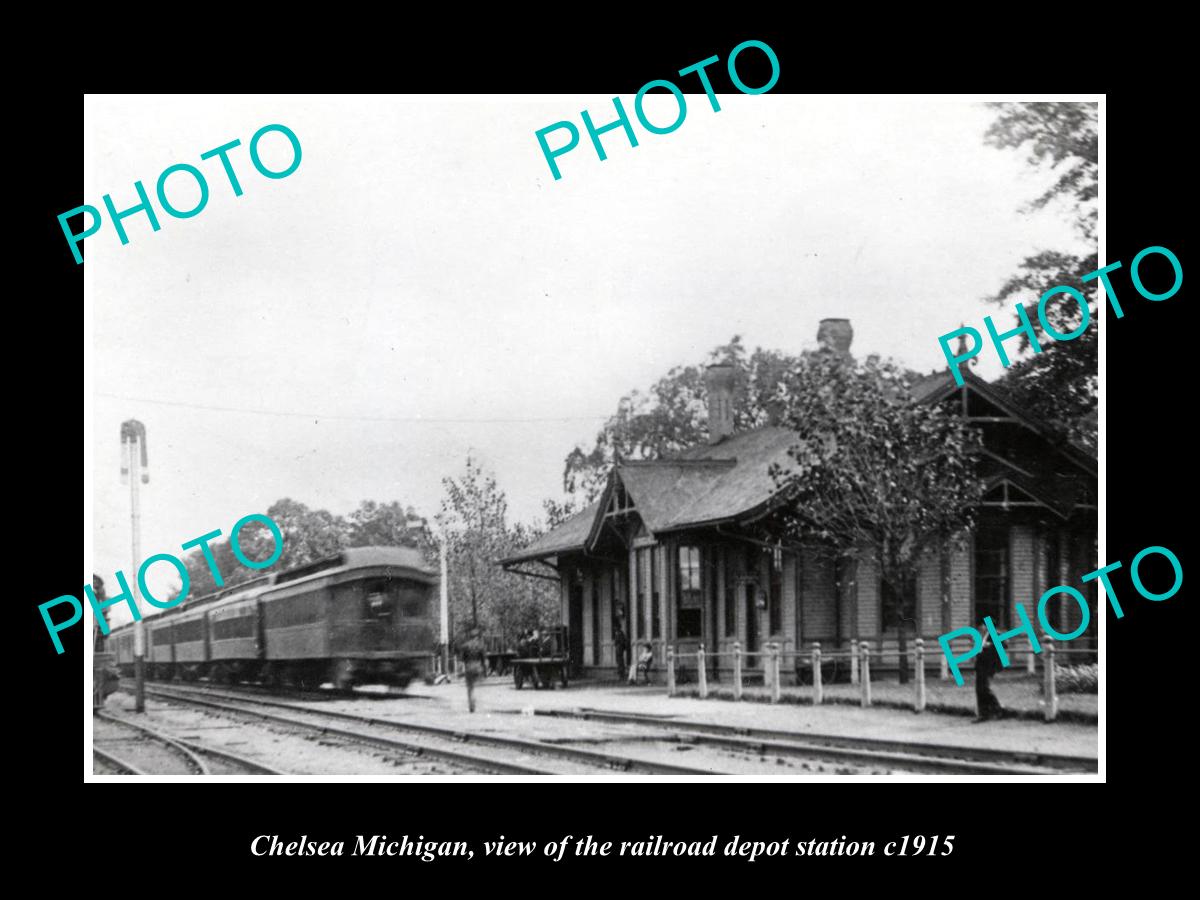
[817,318,853,354]
[704,363,735,444]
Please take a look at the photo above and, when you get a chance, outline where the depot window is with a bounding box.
[677,545,702,638]
[768,547,783,635]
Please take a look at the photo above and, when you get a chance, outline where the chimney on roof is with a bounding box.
[954,326,978,371]
[817,318,853,354]
[704,363,735,445]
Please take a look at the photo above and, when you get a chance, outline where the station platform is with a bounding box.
[403,675,1100,761]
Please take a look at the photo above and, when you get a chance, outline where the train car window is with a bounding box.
[396,582,428,618]
[176,618,204,643]
[212,616,255,640]
[265,593,324,627]
[363,579,394,619]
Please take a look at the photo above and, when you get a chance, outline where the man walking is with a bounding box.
[974,628,1004,722]
[462,626,486,713]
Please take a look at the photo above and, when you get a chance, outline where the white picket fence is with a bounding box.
[667,637,1092,722]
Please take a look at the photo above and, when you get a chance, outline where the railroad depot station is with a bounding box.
[499,319,1098,685]
[94,318,1100,777]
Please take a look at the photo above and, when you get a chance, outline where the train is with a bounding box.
[107,546,439,690]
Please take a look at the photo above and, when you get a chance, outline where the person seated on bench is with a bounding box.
[635,642,654,684]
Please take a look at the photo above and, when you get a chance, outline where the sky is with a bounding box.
[84,94,1089,611]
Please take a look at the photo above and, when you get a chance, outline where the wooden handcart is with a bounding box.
[483,634,516,676]
[511,626,570,689]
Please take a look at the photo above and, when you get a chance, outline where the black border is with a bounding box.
[21,25,1190,881]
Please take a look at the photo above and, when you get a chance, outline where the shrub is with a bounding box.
[1055,663,1098,694]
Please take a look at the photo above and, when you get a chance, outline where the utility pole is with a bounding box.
[121,420,148,713]
[439,538,450,675]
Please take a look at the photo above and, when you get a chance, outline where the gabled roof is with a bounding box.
[503,366,1097,568]
[979,456,1094,521]
[910,367,1097,475]
[614,459,737,531]
[502,501,600,565]
[910,369,956,404]
[500,428,801,566]
[661,428,802,528]
[598,427,802,536]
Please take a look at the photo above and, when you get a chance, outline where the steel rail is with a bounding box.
[146,683,720,776]
[539,708,1098,774]
[96,711,211,775]
[143,687,553,775]
[170,736,290,775]
[93,746,146,775]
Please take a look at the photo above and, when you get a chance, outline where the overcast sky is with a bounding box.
[84,94,1088,609]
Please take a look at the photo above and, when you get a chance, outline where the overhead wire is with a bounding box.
[95,392,611,424]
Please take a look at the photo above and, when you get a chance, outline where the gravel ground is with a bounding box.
[97,675,1098,775]
[270,679,1087,772]
[92,752,127,775]
[399,676,1099,759]
[94,713,199,775]
[133,684,913,774]
[683,673,1098,720]
[145,685,832,774]
[102,691,470,775]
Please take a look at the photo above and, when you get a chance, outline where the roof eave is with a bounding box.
[922,368,1097,474]
[497,545,581,566]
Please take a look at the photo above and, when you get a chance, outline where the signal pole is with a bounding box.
[121,420,148,713]
[439,538,450,675]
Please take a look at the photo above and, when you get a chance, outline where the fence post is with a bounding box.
[666,645,676,697]
[860,640,872,708]
[812,642,823,706]
[770,643,781,703]
[914,638,926,713]
[940,652,948,681]
[697,644,708,699]
[1043,637,1058,723]
[1026,636,1036,675]
[733,641,743,701]
[850,640,859,685]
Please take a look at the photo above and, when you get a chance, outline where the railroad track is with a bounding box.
[93,746,144,775]
[534,708,1098,775]
[94,711,211,775]
[126,677,427,704]
[140,682,721,775]
[97,709,290,775]
[139,685,561,775]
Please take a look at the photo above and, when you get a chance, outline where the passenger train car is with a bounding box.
[108,546,438,690]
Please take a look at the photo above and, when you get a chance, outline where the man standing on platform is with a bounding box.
[613,606,629,682]
[974,628,1004,722]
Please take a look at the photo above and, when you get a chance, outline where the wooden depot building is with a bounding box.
[499,319,1098,682]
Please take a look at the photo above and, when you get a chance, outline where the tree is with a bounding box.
[983,102,1098,450]
[347,500,434,557]
[183,497,437,600]
[437,456,558,644]
[180,535,258,599]
[541,497,582,530]
[563,336,799,501]
[258,497,351,570]
[768,350,985,682]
